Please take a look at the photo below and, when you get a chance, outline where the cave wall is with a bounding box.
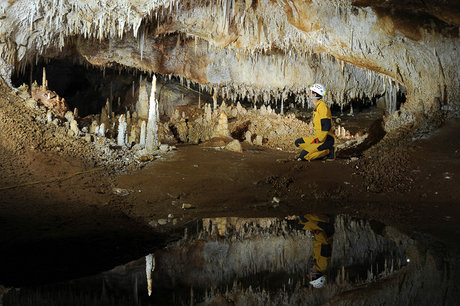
[0,0,459,130]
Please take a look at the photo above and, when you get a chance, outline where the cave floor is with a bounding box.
[1,102,460,286]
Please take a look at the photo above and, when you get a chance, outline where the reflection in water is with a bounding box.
[297,214,334,288]
[2,215,454,305]
[145,254,155,296]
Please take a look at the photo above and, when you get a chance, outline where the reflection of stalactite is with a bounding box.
[145,254,155,296]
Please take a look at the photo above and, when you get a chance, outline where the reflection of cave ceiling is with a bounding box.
[0,0,459,129]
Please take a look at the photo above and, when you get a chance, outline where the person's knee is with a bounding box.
[295,138,305,147]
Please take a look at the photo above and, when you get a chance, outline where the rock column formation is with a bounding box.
[145,76,159,152]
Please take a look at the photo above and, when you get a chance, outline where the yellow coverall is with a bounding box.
[295,99,335,161]
[298,214,334,273]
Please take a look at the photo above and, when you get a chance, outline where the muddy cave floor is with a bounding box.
[1,117,460,287]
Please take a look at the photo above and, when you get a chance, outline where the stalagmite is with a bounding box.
[90,120,99,134]
[105,98,112,117]
[205,104,212,122]
[117,114,127,146]
[46,110,52,123]
[70,119,80,137]
[145,76,159,152]
[213,91,217,109]
[42,67,47,89]
[260,105,267,115]
[213,112,230,138]
[139,120,146,146]
[245,131,252,143]
[136,80,150,119]
[64,111,74,122]
[128,125,137,144]
[98,123,105,137]
[101,106,109,126]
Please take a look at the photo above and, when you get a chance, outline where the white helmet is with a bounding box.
[310,83,326,97]
[309,275,327,288]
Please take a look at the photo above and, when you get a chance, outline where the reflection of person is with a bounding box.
[298,214,334,288]
[295,83,335,161]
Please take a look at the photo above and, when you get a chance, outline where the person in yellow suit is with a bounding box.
[295,83,335,161]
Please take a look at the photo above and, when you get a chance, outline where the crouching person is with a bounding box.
[295,83,335,161]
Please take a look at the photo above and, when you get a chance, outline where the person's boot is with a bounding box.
[326,146,336,161]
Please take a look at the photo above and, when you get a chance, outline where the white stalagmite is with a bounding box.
[140,120,146,146]
[145,76,159,152]
[117,114,127,146]
[46,110,52,123]
[205,104,212,122]
[98,123,105,137]
[136,80,150,119]
[213,91,217,109]
[42,67,47,89]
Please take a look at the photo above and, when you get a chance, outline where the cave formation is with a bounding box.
[3,0,457,154]
[0,0,459,305]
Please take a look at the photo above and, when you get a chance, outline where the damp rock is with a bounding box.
[25,98,38,109]
[159,144,170,153]
[70,120,80,137]
[139,155,153,162]
[112,187,130,196]
[225,139,243,153]
[157,219,168,225]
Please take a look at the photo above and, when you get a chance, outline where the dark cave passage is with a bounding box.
[12,58,141,118]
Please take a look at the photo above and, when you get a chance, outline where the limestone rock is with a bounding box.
[70,119,80,137]
[159,144,170,152]
[225,139,243,153]
[90,120,99,134]
[64,111,74,122]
